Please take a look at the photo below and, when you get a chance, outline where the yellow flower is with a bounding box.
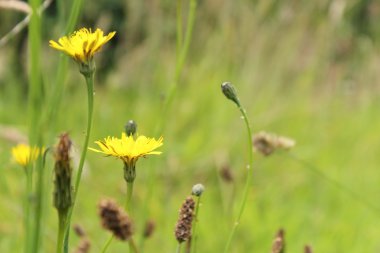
[49,28,116,65]
[12,144,42,167]
[90,133,163,164]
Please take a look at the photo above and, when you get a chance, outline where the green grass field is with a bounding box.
[1,0,380,252]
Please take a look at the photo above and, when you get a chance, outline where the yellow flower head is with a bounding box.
[90,133,163,165]
[49,28,116,65]
[12,144,42,167]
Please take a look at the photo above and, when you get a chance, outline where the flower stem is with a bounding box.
[176,243,182,253]
[223,105,254,253]
[190,196,201,253]
[125,181,134,212]
[56,211,67,253]
[63,72,94,253]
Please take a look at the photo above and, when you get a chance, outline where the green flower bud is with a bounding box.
[221,82,240,107]
[191,183,205,197]
[125,120,137,136]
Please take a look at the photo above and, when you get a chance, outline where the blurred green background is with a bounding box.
[1,0,380,252]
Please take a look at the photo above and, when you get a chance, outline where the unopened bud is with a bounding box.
[125,120,137,136]
[191,184,205,197]
[221,82,240,107]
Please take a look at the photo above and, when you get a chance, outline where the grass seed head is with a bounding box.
[53,133,73,212]
[220,164,234,183]
[99,199,133,241]
[304,245,313,253]
[175,196,195,243]
[271,229,285,253]
[143,219,156,238]
[253,131,295,156]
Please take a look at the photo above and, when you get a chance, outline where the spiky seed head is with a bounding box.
[143,220,156,238]
[175,197,195,243]
[220,164,234,183]
[271,229,285,253]
[99,199,133,241]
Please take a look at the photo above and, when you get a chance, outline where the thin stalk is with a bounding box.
[56,211,67,253]
[24,166,33,253]
[100,236,114,253]
[27,0,42,250]
[190,196,201,253]
[63,72,94,253]
[176,0,183,56]
[223,106,254,253]
[284,152,380,216]
[176,243,182,253]
[125,181,134,212]
[155,0,198,134]
[32,152,48,252]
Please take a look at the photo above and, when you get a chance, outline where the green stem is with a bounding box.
[155,0,198,134]
[223,106,254,253]
[56,211,67,253]
[190,196,201,253]
[63,72,94,253]
[125,181,134,212]
[24,166,33,253]
[284,152,380,216]
[176,243,182,253]
[176,0,183,57]
[32,152,48,253]
[100,236,114,253]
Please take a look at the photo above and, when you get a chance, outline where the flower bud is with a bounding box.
[191,184,205,197]
[221,82,240,107]
[53,133,73,213]
[125,120,137,136]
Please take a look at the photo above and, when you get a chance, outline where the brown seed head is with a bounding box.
[143,219,156,238]
[73,224,86,238]
[53,133,73,211]
[99,199,133,241]
[271,229,285,253]
[253,131,295,156]
[304,245,313,253]
[175,196,195,243]
[74,238,91,253]
[220,164,234,183]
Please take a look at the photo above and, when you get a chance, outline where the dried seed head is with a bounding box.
[175,196,195,243]
[99,199,133,241]
[253,131,295,156]
[53,133,73,212]
[191,184,205,197]
[143,219,156,238]
[73,224,86,238]
[304,245,313,253]
[271,229,285,253]
[220,164,234,183]
[74,238,91,253]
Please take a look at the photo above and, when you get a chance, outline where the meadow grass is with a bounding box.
[1,0,380,252]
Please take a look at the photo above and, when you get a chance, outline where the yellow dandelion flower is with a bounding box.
[49,28,116,65]
[90,133,163,182]
[90,133,163,164]
[12,144,42,167]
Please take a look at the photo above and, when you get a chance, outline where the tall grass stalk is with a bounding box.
[139,1,198,250]
[27,0,43,250]
[222,91,254,253]
[62,72,94,253]
[190,195,202,253]
[284,152,380,216]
